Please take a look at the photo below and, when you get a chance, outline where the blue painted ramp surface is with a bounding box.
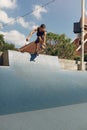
[0,50,87,130]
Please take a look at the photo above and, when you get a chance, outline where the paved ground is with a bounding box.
[0,50,87,130]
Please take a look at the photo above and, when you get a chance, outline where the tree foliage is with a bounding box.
[45,32,76,59]
[0,34,16,52]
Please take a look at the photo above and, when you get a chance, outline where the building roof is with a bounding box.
[73,33,87,55]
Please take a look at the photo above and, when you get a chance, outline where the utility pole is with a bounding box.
[81,0,85,70]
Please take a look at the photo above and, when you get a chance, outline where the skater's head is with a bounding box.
[40,24,46,28]
[40,24,46,31]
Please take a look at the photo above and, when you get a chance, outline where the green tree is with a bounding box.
[0,34,5,51]
[0,34,16,52]
[45,32,76,59]
[1,42,16,51]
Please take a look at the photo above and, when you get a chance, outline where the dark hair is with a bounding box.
[40,24,46,28]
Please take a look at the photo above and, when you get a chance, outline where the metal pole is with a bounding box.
[81,0,85,70]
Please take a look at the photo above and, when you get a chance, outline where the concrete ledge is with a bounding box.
[59,59,87,71]
[1,50,87,70]
[0,51,9,66]
[3,51,9,66]
[0,52,3,65]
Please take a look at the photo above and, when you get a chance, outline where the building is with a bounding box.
[73,15,87,55]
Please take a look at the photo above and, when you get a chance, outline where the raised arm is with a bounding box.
[26,29,37,41]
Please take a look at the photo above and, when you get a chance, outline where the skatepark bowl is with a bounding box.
[0,50,87,130]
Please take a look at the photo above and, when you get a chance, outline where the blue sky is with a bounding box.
[0,0,87,47]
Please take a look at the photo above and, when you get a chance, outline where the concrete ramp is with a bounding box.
[8,50,60,69]
[1,103,87,130]
[0,50,87,130]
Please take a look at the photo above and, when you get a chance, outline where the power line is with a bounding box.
[2,0,56,28]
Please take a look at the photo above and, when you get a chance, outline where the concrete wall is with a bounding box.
[59,58,87,71]
[0,51,9,66]
[0,52,3,65]
[3,51,9,66]
[1,50,87,70]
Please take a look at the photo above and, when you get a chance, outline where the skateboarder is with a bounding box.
[19,24,46,54]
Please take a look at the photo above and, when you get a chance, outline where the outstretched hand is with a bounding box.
[26,38,29,41]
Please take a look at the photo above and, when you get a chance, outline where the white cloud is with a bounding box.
[32,25,38,30]
[0,23,3,29]
[0,9,38,29]
[0,1,39,29]
[17,17,38,29]
[0,30,26,47]
[0,0,17,9]
[17,17,29,28]
[0,10,14,25]
[0,0,16,27]
[32,5,47,19]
